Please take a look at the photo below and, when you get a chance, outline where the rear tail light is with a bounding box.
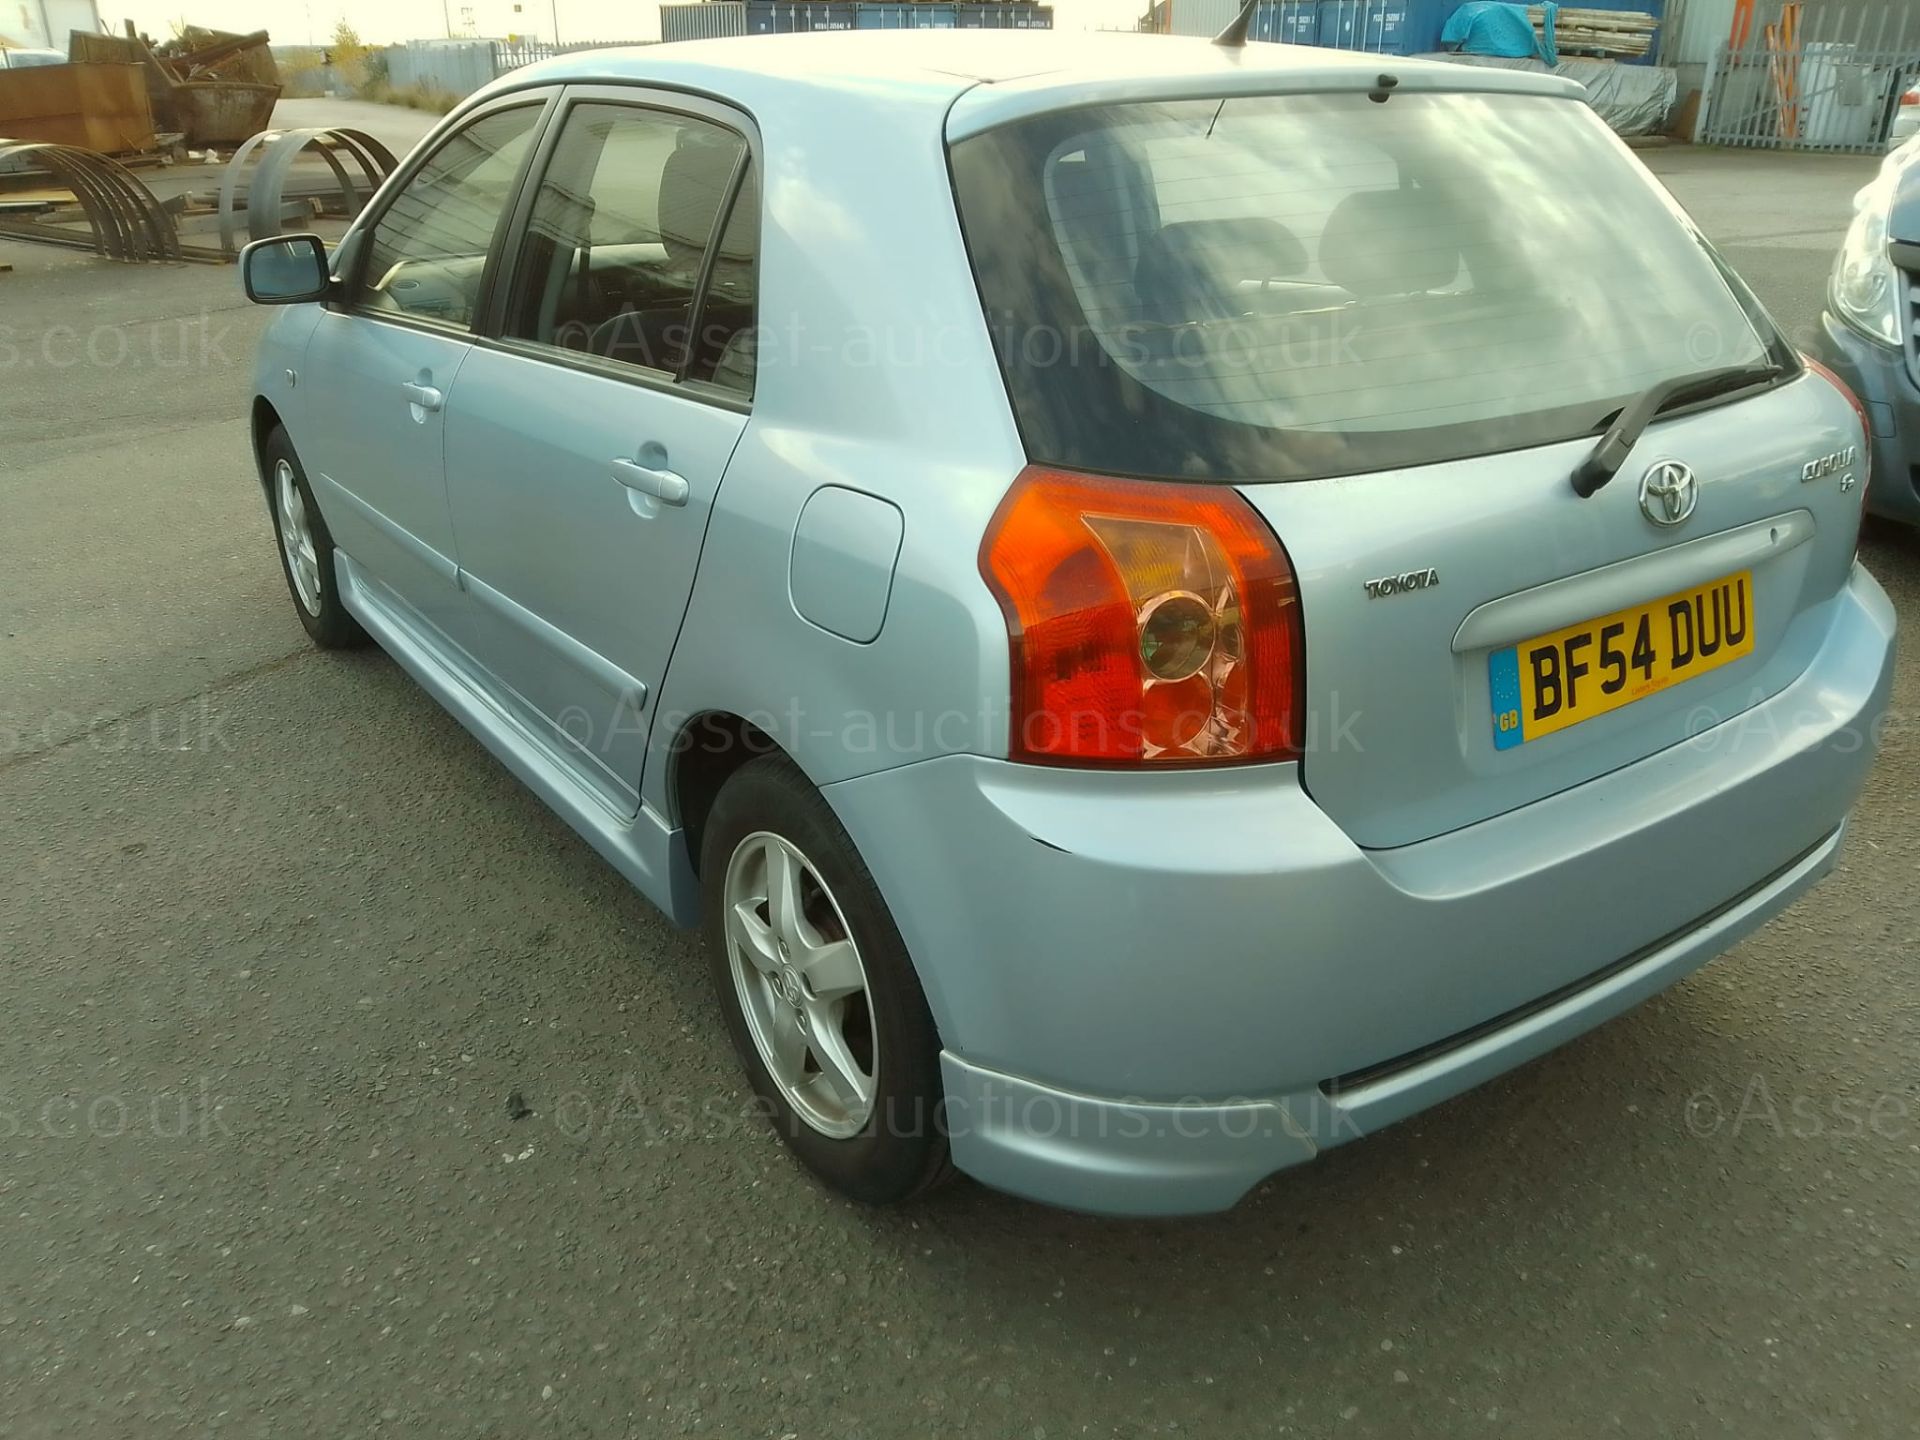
[1803,354,1872,446]
[1903,91,1919,106]
[980,466,1304,765]
[1802,354,1873,554]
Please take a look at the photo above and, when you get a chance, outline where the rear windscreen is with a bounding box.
[950,91,1780,482]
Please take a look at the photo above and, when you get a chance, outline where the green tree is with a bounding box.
[329,21,370,92]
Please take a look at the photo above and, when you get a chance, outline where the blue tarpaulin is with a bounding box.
[1442,1,1558,66]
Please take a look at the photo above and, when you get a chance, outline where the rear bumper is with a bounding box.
[939,823,1844,1216]
[824,566,1895,1216]
[1809,309,1920,525]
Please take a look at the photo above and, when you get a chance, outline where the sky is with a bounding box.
[108,0,1151,48]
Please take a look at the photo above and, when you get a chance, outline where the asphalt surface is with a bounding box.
[3,123,1919,1439]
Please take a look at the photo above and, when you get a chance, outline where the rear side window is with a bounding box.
[503,101,752,384]
[951,92,1780,482]
[688,166,758,397]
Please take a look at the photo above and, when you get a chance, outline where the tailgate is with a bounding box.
[1236,372,1867,849]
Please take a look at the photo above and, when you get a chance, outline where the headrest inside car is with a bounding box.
[1318,189,1466,299]
[656,140,738,267]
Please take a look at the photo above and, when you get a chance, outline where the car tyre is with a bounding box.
[701,754,953,1205]
[264,426,367,650]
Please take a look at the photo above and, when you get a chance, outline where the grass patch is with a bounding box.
[356,79,463,114]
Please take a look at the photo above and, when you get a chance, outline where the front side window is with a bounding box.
[358,104,545,329]
[503,101,755,386]
[952,92,1783,483]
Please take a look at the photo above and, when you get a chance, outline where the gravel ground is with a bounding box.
[1,136,1916,1439]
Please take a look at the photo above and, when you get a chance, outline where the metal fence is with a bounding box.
[385,38,649,98]
[491,38,649,70]
[1698,4,1919,151]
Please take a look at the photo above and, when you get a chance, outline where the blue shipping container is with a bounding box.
[1247,1,1319,44]
[962,3,1048,27]
[830,2,1053,30]
[746,3,858,34]
[1317,0,1411,53]
[1226,0,1452,55]
[1396,0,1447,53]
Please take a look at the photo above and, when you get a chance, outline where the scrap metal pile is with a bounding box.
[0,25,394,266]
[0,126,395,264]
[68,25,282,150]
[0,143,181,260]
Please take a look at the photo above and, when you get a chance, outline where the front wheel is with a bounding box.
[264,427,366,650]
[701,755,952,1205]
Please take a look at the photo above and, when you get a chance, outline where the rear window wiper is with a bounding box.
[1571,363,1784,498]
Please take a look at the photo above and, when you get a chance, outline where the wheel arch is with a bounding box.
[250,396,284,497]
[669,710,790,878]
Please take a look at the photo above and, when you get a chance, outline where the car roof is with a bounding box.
[494,31,1583,135]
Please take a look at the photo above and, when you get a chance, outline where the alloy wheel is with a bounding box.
[274,457,322,617]
[722,830,879,1139]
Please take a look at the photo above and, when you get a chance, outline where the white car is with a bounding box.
[1892,82,1919,151]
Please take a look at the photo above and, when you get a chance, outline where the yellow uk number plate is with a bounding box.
[1490,570,1755,749]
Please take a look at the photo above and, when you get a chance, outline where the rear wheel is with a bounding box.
[701,756,952,1204]
[264,427,366,650]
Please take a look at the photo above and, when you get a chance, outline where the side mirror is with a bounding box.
[240,234,333,305]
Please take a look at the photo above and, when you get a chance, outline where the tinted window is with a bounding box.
[359,104,544,329]
[687,166,758,397]
[951,92,1781,483]
[503,102,750,381]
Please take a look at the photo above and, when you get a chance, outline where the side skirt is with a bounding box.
[335,550,700,928]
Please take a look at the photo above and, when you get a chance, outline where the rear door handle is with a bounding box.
[401,381,443,413]
[611,458,689,507]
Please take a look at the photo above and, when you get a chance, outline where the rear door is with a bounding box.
[442,88,759,811]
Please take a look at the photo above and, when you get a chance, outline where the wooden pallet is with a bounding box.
[1530,5,1656,59]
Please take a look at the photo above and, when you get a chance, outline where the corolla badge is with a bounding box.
[1803,445,1859,493]
[1638,461,1698,527]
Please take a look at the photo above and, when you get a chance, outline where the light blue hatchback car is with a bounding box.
[241,29,1895,1215]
